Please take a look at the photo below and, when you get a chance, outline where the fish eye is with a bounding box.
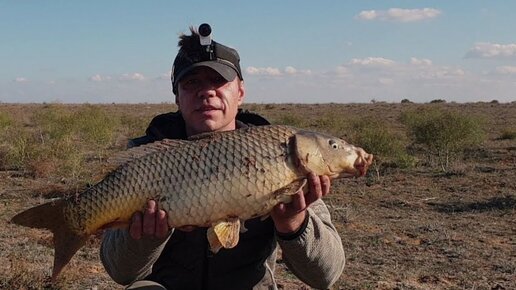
[329,139,339,149]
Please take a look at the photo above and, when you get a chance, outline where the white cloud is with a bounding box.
[285,66,297,75]
[493,66,516,75]
[330,57,467,86]
[159,71,172,80]
[284,66,312,75]
[245,66,312,77]
[357,10,377,20]
[416,67,465,80]
[246,66,282,76]
[350,57,396,66]
[246,67,260,75]
[119,73,145,81]
[410,57,432,66]
[356,8,441,22]
[5,59,516,104]
[14,77,28,83]
[91,73,147,82]
[379,78,394,85]
[465,42,516,59]
[88,74,107,82]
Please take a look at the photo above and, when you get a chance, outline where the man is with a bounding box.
[101,24,345,290]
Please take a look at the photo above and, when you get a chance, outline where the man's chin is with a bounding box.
[190,120,223,134]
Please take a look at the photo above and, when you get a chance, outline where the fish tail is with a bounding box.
[10,199,89,282]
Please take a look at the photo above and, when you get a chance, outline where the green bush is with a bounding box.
[308,113,351,137]
[400,108,486,171]
[31,104,117,147]
[0,111,12,129]
[0,112,13,168]
[349,117,414,179]
[3,129,35,170]
[2,105,119,179]
[75,105,119,147]
[32,104,75,141]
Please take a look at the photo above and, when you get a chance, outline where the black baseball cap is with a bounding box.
[171,27,243,94]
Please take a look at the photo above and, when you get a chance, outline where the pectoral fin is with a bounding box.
[258,179,309,222]
[207,218,240,253]
[272,179,307,203]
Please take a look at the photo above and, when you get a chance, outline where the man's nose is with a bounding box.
[196,81,217,98]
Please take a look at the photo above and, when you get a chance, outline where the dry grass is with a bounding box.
[1,102,515,289]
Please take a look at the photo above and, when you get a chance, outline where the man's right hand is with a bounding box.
[129,200,169,240]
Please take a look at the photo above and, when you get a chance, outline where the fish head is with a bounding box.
[293,131,373,178]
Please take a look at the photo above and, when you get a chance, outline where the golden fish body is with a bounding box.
[11,125,372,281]
[72,125,301,234]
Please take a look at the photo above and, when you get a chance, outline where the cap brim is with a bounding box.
[175,61,238,85]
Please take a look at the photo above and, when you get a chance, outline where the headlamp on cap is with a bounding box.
[171,23,243,95]
[198,23,214,61]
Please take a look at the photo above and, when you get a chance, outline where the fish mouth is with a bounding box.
[354,152,373,177]
[334,151,373,178]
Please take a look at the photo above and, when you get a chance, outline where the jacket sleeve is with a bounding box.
[100,228,172,285]
[277,199,345,289]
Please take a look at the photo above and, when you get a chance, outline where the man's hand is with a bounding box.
[271,172,331,234]
[129,200,169,240]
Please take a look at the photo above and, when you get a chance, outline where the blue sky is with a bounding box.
[1,1,516,103]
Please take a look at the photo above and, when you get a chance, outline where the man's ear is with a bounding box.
[175,95,180,108]
[238,81,245,105]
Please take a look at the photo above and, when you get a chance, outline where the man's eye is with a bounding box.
[185,79,199,85]
[213,76,227,85]
[182,78,200,88]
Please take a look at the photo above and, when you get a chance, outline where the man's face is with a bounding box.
[176,66,245,136]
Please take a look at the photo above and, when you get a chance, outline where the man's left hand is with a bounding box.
[271,172,331,234]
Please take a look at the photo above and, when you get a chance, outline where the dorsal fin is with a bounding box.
[108,138,190,168]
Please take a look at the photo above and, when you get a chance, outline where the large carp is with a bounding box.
[11,125,372,281]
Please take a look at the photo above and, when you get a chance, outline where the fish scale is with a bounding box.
[157,125,299,226]
[11,124,372,281]
[61,125,295,235]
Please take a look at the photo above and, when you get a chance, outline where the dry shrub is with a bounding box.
[0,111,12,129]
[119,114,148,139]
[75,104,119,148]
[0,113,30,170]
[264,104,275,110]
[0,104,117,180]
[18,105,117,180]
[1,256,48,290]
[32,104,118,147]
[400,107,486,171]
[0,146,8,170]
[3,129,36,171]
[348,117,414,179]
[499,127,516,140]
[27,158,57,178]
[31,104,74,141]
[310,113,349,136]
[272,114,306,128]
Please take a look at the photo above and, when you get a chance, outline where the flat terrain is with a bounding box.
[0,102,514,289]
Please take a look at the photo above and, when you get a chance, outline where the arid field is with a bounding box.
[0,102,514,289]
